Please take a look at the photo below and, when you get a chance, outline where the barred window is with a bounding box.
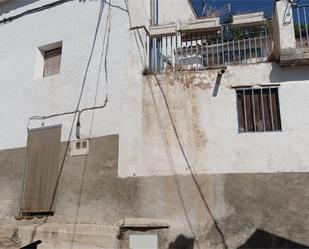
[236,87,282,133]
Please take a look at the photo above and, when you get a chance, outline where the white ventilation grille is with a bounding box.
[70,139,89,156]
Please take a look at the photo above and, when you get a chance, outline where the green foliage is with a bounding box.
[294,23,309,36]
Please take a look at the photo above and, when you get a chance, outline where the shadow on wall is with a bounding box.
[238,229,309,249]
[168,235,194,249]
[269,63,309,83]
[0,0,39,16]
[20,240,42,249]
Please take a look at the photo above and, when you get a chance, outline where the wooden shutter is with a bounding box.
[43,47,62,77]
[271,88,282,131]
[254,89,264,132]
[262,88,273,131]
[244,90,254,132]
[21,125,61,215]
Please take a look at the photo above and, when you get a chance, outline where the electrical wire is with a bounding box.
[70,2,112,248]
[153,74,228,249]
[0,0,73,24]
[47,0,107,213]
[24,1,111,226]
[87,0,112,138]
[20,0,108,230]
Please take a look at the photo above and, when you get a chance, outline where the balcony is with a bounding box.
[148,13,272,73]
[294,3,309,49]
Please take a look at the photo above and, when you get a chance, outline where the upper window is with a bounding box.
[236,87,282,133]
[43,46,62,77]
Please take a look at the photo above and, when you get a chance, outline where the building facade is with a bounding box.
[0,0,309,248]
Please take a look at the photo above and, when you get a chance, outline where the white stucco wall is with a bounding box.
[123,63,309,177]
[1,0,309,179]
[156,0,196,25]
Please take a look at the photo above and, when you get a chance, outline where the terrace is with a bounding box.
[148,12,272,72]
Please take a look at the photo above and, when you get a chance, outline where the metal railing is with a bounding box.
[149,22,272,72]
[293,4,309,48]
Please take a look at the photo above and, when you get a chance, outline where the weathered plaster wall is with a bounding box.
[1,1,309,249]
[1,140,309,248]
[3,1,308,179]
[156,0,196,25]
[124,63,309,177]
[0,0,200,180]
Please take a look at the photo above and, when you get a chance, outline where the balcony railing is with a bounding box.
[149,22,272,72]
[293,4,309,48]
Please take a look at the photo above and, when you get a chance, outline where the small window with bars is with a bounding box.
[236,87,282,133]
[43,46,62,77]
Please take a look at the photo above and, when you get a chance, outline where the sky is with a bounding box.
[191,0,309,18]
[191,0,275,17]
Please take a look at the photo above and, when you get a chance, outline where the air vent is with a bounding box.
[70,139,89,156]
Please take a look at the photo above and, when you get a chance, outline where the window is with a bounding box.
[20,125,61,217]
[43,46,62,77]
[236,87,281,133]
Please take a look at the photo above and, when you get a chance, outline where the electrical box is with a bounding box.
[70,139,89,156]
[129,235,158,249]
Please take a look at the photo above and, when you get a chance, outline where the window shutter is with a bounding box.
[254,89,264,132]
[43,48,62,77]
[236,91,245,132]
[271,88,281,131]
[244,90,254,132]
[21,125,61,215]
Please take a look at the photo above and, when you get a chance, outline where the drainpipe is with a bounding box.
[150,0,159,71]
[151,0,158,25]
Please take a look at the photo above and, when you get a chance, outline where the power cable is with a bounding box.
[0,0,73,24]
[70,2,112,248]
[153,74,228,249]
[87,0,112,138]
[21,2,107,234]
[148,81,201,249]
[47,0,107,213]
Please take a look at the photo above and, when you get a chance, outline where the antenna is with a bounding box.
[219,3,231,16]
[202,1,231,18]
[290,0,299,7]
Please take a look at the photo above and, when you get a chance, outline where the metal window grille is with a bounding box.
[236,87,281,133]
[43,47,62,77]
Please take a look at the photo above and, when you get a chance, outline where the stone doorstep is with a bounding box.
[0,224,118,248]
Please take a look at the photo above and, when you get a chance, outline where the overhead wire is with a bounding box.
[0,0,73,24]
[153,74,228,249]
[70,1,112,248]
[47,0,107,214]
[125,0,227,246]
[148,81,201,249]
[19,0,227,246]
[21,2,108,239]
